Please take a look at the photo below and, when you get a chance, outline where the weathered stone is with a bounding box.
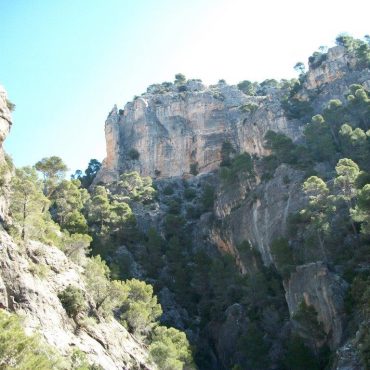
[0,231,154,370]
[284,262,348,348]
[96,82,301,183]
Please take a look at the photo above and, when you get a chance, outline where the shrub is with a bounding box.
[270,238,295,277]
[120,279,162,334]
[149,325,194,370]
[184,187,197,201]
[128,149,140,160]
[202,185,215,211]
[167,199,182,215]
[220,141,236,167]
[58,285,86,319]
[237,80,256,96]
[239,103,258,113]
[190,162,199,176]
[6,98,15,112]
[28,262,50,279]
[163,185,175,196]
[164,214,186,238]
[0,310,63,369]
[220,153,255,184]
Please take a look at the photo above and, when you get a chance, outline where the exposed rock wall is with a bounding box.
[0,231,154,370]
[0,85,12,222]
[212,165,305,267]
[96,83,301,183]
[284,262,348,348]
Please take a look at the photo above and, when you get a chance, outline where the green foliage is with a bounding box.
[128,148,140,160]
[61,233,92,264]
[183,187,197,200]
[304,115,336,162]
[359,324,370,369]
[281,96,313,120]
[10,167,57,243]
[190,162,199,176]
[117,171,155,203]
[6,98,16,112]
[163,185,175,196]
[237,322,269,370]
[167,198,182,215]
[120,279,162,334]
[201,185,214,211]
[334,158,360,202]
[35,156,68,197]
[58,285,86,319]
[174,73,186,84]
[352,184,370,235]
[50,179,90,234]
[149,326,194,370]
[219,152,255,184]
[86,186,115,236]
[220,141,236,167]
[293,301,326,342]
[28,262,50,279]
[72,159,102,189]
[283,336,320,370]
[239,103,258,113]
[237,80,257,96]
[0,310,64,369]
[301,176,335,260]
[336,34,370,69]
[164,214,186,239]
[339,124,369,167]
[270,237,295,276]
[308,51,327,69]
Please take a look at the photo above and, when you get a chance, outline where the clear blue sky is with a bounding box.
[1,0,369,173]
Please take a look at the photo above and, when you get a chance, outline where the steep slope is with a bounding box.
[94,41,370,369]
[0,231,153,370]
[0,85,156,370]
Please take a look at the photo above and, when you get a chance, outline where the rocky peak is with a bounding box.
[96,80,300,183]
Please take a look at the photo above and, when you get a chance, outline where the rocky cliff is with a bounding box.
[96,81,301,183]
[0,85,12,222]
[0,231,154,370]
[93,44,370,369]
[0,85,155,370]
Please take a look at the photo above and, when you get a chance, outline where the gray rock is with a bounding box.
[284,262,348,348]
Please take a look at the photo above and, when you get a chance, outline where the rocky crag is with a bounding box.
[96,43,370,369]
[0,86,155,370]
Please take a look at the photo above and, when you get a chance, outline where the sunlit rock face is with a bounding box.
[96,81,301,183]
[0,85,12,149]
[0,85,12,222]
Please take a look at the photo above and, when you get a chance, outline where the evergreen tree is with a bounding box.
[35,156,68,197]
[10,167,52,241]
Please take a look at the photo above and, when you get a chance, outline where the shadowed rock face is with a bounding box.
[284,262,348,349]
[96,82,301,183]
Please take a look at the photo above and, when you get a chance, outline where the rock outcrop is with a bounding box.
[0,85,12,222]
[0,231,154,370]
[96,82,301,183]
[284,262,348,348]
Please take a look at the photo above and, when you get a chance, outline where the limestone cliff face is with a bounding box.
[0,85,12,222]
[284,262,348,348]
[0,231,154,370]
[212,164,305,267]
[0,85,12,151]
[96,82,301,183]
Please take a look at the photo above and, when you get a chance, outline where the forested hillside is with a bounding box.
[1,34,370,369]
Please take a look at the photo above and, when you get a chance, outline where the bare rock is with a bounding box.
[284,262,348,348]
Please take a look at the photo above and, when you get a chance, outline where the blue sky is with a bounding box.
[1,0,369,173]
